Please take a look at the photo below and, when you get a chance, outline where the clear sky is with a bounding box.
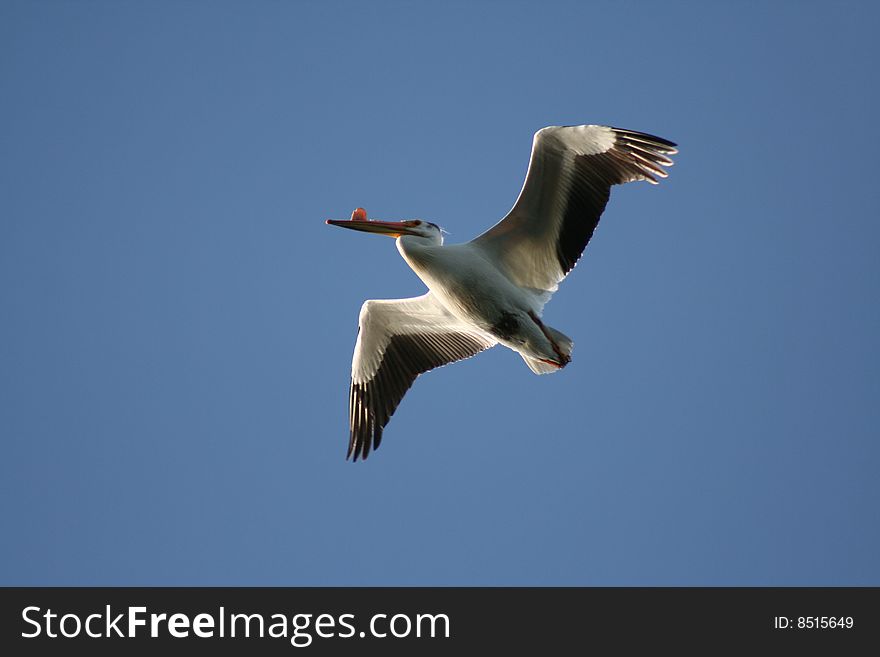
[2,1,878,585]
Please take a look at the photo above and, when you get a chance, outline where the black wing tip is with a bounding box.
[346,438,372,462]
[347,382,382,462]
[346,380,384,462]
[347,427,382,462]
[608,127,678,184]
[612,127,678,152]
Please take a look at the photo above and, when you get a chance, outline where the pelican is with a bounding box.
[327,124,677,460]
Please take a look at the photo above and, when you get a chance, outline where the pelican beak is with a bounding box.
[325,219,421,238]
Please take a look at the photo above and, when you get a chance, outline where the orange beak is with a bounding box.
[325,218,422,238]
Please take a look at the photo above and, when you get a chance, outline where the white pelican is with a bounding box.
[327,124,677,460]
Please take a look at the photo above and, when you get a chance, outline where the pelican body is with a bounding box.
[399,236,570,370]
[327,125,678,460]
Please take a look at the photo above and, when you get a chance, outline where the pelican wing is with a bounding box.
[347,292,496,460]
[472,125,677,293]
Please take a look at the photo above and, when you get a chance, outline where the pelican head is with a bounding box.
[326,208,442,244]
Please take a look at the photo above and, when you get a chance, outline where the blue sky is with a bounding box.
[2,1,878,585]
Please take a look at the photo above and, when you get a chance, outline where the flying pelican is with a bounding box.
[327,124,677,460]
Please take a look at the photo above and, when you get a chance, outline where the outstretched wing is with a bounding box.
[347,293,496,460]
[472,125,677,294]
